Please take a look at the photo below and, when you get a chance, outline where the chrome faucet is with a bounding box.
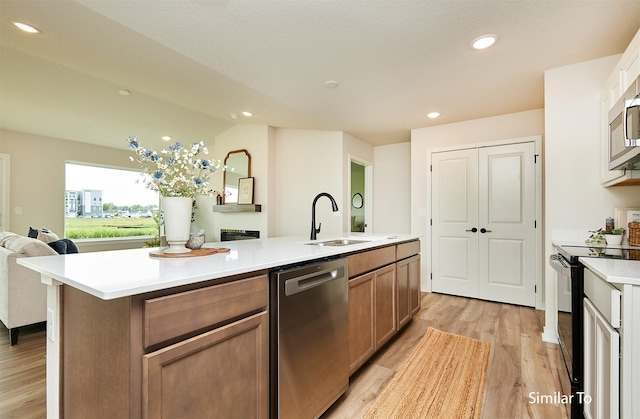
[310,192,339,240]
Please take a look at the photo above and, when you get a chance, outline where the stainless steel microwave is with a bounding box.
[609,76,640,171]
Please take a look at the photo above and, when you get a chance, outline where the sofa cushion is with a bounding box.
[0,233,58,257]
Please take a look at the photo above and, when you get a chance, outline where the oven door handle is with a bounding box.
[549,254,571,277]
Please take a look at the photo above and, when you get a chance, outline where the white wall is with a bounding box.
[194,124,271,241]
[201,124,399,241]
[373,142,411,234]
[410,110,545,291]
[273,128,344,238]
[543,55,640,338]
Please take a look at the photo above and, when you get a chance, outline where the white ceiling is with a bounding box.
[1,1,639,151]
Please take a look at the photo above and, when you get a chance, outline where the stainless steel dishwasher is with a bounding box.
[270,257,348,419]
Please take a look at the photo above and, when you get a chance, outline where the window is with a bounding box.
[65,163,159,239]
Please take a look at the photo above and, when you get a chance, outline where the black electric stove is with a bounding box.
[557,243,640,262]
[552,242,638,419]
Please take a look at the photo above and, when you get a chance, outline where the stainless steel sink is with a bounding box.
[306,239,370,246]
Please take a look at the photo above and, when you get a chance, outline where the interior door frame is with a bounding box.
[348,155,373,234]
[0,153,10,232]
[426,135,543,310]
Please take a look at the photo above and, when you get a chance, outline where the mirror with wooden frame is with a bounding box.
[223,149,251,204]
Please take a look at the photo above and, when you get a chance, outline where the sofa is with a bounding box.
[0,231,58,345]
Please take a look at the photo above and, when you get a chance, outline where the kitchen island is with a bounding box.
[18,234,420,419]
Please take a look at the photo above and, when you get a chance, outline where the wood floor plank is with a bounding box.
[374,317,430,371]
[325,364,395,419]
[519,307,570,419]
[482,342,523,419]
[0,323,46,419]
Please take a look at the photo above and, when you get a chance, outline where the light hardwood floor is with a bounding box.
[324,292,571,419]
[0,293,570,419]
[0,322,46,419]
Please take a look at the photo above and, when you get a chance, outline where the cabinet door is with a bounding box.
[348,272,375,375]
[408,255,421,316]
[375,264,396,349]
[396,255,422,330]
[396,259,411,330]
[584,299,596,419]
[143,311,268,419]
[584,298,620,419]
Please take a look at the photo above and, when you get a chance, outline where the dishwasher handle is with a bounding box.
[284,267,342,296]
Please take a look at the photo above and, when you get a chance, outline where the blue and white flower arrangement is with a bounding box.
[127,136,222,198]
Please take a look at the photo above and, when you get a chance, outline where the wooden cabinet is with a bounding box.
[396,239,421,328]
[397,254,421,329]
[374,264,397,349]
[347,240,421,375]
[348,264,396,375]
[348,271,375,374]
[61,273,269,418]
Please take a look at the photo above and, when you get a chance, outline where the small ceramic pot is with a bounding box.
[605,234,623,245]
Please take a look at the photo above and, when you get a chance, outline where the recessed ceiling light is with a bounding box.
[241,111,253,117]
[12,21,40,34]
[161,136,172,141]
[471,34,497,50]
[118,89,131,96]
[324,80,339,88]
[427,112,441,119]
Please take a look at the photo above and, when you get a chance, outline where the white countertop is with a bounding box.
[17,234,419,300]
[579,257,640,286]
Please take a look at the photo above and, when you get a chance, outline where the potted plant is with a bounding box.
[585,228,625,245]
[127,136,222,253]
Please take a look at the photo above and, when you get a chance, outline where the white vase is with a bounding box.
[162,196,193,254]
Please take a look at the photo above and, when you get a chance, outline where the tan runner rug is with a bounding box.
[363,327,491,419]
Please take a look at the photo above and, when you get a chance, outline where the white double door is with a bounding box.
[431,142,536,307]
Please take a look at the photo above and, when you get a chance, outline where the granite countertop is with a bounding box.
[18,234,419,300]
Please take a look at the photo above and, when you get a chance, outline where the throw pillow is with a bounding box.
[27,226,60,243]
[47,239,79,255]
[37,230,60,243]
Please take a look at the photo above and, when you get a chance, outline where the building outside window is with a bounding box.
[65,162,159,239]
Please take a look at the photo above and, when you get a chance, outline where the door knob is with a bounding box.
[480,228,492,233]
[465,227,478,233]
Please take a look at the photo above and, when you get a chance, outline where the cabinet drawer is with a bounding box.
[396,240,420,260]
[144,275,268,348]
[347,246,396,278]
[584,268,621,328]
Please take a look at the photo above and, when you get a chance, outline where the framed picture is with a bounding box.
[238,177,254,204]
